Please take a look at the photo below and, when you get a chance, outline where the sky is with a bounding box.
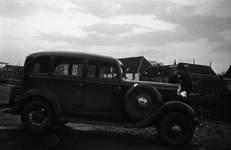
[0,0,231,74]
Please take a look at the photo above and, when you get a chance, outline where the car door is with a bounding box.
[83,59,124,116]
[50,56,84,114]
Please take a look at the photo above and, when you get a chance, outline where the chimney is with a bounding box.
[174,59,176,65]
[193,59,195,64]
[210,62,212,68]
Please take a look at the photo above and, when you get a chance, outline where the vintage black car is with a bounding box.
[4,51,201,146]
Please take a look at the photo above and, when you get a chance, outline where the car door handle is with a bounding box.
[76,83,83,86]
[115,87,121,90]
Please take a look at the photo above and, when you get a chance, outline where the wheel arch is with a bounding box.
[16,89,62,121]
[150,101,196,127]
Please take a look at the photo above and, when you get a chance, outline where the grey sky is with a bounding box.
[0,0,231,74]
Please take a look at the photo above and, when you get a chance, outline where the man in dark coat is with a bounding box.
[169,63,192,103]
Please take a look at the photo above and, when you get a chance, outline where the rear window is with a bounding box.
[33,56,51,74]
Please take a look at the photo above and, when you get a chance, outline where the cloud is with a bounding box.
[34,26,183,48]
[193,0,231,17]
[0,0,230,74]
[108,15,176,31]
[0,0,38,18]
[169,0,231,17]
[35,32,121,47]
[220,30,231,43]
[82,23,133,36]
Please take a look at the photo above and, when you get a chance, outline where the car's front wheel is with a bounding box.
[157,113,194,147]
[21,100,54,133]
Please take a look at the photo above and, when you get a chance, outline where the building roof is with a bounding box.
[140,63,217,78]
[184,63,217,77]
[0,62,8,65]
[224,65,231,78]
[140,66,169,77]
[119,56,151,74]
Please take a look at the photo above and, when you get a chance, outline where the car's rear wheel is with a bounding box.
[124,88,161,121]
[21,100,54,133]
[157,113,194,147]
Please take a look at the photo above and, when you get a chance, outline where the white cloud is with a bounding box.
[0,0,230,74]
[168,0,212,6]
[192,0,231,17]
[108,15,176,31]
[220,30,231,43]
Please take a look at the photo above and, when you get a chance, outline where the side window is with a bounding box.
[53,57,83,77]
[99,66,117,79]
[87,65,96,78]
[33,57,50,74]
[87,60,118,81]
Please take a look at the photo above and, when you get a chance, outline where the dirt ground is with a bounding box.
[0,107,231,150]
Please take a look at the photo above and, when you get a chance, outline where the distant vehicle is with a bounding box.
[4,51,202,147]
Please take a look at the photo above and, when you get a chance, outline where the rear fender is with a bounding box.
[4,89,62,120]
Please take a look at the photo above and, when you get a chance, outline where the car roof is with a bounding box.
[28,51,117,62]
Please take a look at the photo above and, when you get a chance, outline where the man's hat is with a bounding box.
[176,63,185,70]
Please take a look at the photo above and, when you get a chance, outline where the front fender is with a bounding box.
[133,101,195,128]
[152,101,195,119]
[3,89,62,120]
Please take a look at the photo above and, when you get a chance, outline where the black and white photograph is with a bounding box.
[0,0,231,149]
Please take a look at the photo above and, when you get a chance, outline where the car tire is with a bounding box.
[124,88,161,121]
[157,112,194,147]
[21,100,54,133]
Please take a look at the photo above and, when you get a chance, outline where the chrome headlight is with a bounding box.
[181,91,187,97]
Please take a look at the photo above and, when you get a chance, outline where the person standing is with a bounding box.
[169,63,192,104]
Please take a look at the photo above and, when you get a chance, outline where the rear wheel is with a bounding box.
[21,100,54,133]
[157,113,194,147]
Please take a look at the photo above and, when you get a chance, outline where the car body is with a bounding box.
[4,51,201,146]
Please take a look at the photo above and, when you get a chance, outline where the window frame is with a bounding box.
[31,56,52,75]
[86,59,120,82]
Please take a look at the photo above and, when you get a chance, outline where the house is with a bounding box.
[119,56,152,80]
[140,63,220,94]
[0,62,8,78]
[1,65,24,80]
[185,63,220,94]
[221,65,231,95]
[140,65,170,83]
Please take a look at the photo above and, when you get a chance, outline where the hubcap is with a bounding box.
[137,97,148,106]
[29,108,48,126]
[171,125,182,136]
[32,110,45,123]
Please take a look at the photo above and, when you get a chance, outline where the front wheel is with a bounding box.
[157,113,194,147]
[21,100,54,133]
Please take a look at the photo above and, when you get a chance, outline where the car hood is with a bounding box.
[123,80,179,91]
